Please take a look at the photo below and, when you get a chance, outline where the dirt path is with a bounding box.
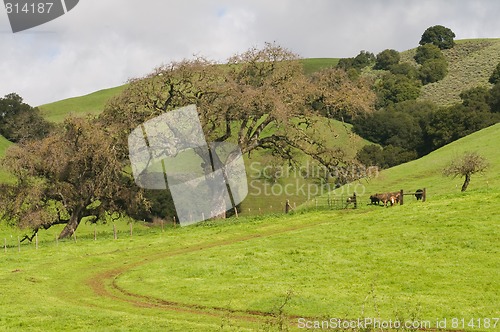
[86,221,325,325]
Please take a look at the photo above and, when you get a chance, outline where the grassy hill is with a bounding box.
[0,125,498,330]
[301,122,500,210]
[38,85,127,122]
[400,38,500,106]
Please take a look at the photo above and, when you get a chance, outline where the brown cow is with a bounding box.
[371,192,400,207]
[389,191,401,206]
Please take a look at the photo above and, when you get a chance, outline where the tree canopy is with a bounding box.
[102,43,375,172]
[0,93,52,143]
[374,49,400,70]
[0,117,146,239]
[489,62,500,85]
[419,25,456,50]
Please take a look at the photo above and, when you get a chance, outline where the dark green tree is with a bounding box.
[489,62,500,85]
[414,44,445,65]
[0,93,52,142]
[352,109,423,151]
[489,82,500,113]
[336,57,355,71]
[419,59,448,84]
[336,50,375,71]
[460,86,491,113]
[374,49,400,70]
[426,104,499,150]
[356,144,417,169]
[375,73,421,108]
[419,25,456,49]
[353,50,375,68]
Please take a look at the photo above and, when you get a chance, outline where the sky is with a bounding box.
[1,0,500,106]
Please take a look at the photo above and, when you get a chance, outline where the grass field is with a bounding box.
[0,189,497,331]
[1,125,498,331]
[301,58,340,75]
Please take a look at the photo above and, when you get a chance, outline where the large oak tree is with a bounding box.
[101,43,375,176]
[0,117,145,239]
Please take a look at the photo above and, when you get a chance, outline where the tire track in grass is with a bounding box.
[86,220,462,331]
[87,221,326,324]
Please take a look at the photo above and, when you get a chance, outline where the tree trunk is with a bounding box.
[58,207,83,239]
[461,173,471,192]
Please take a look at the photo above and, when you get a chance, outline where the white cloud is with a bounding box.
[0,0,499,106]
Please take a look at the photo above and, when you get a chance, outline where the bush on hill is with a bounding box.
[355,144,417,169]
[419,58,448,84]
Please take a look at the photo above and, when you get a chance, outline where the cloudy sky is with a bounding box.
[1,0,500,106]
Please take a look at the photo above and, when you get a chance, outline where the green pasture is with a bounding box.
[301,58,340,74]
[0,186,498,331]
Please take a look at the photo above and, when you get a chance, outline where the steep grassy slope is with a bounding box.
[302,122,500,209]
[400,38,500,106]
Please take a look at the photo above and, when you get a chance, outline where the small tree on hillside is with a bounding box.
[0,93,52,142]
[443,152,488,192]
[419,25,456,50]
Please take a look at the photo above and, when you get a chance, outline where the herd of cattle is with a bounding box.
[369,189,424,207]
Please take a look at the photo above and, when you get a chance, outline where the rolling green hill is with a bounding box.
[38,85,127,122]
[301,122,500,210]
